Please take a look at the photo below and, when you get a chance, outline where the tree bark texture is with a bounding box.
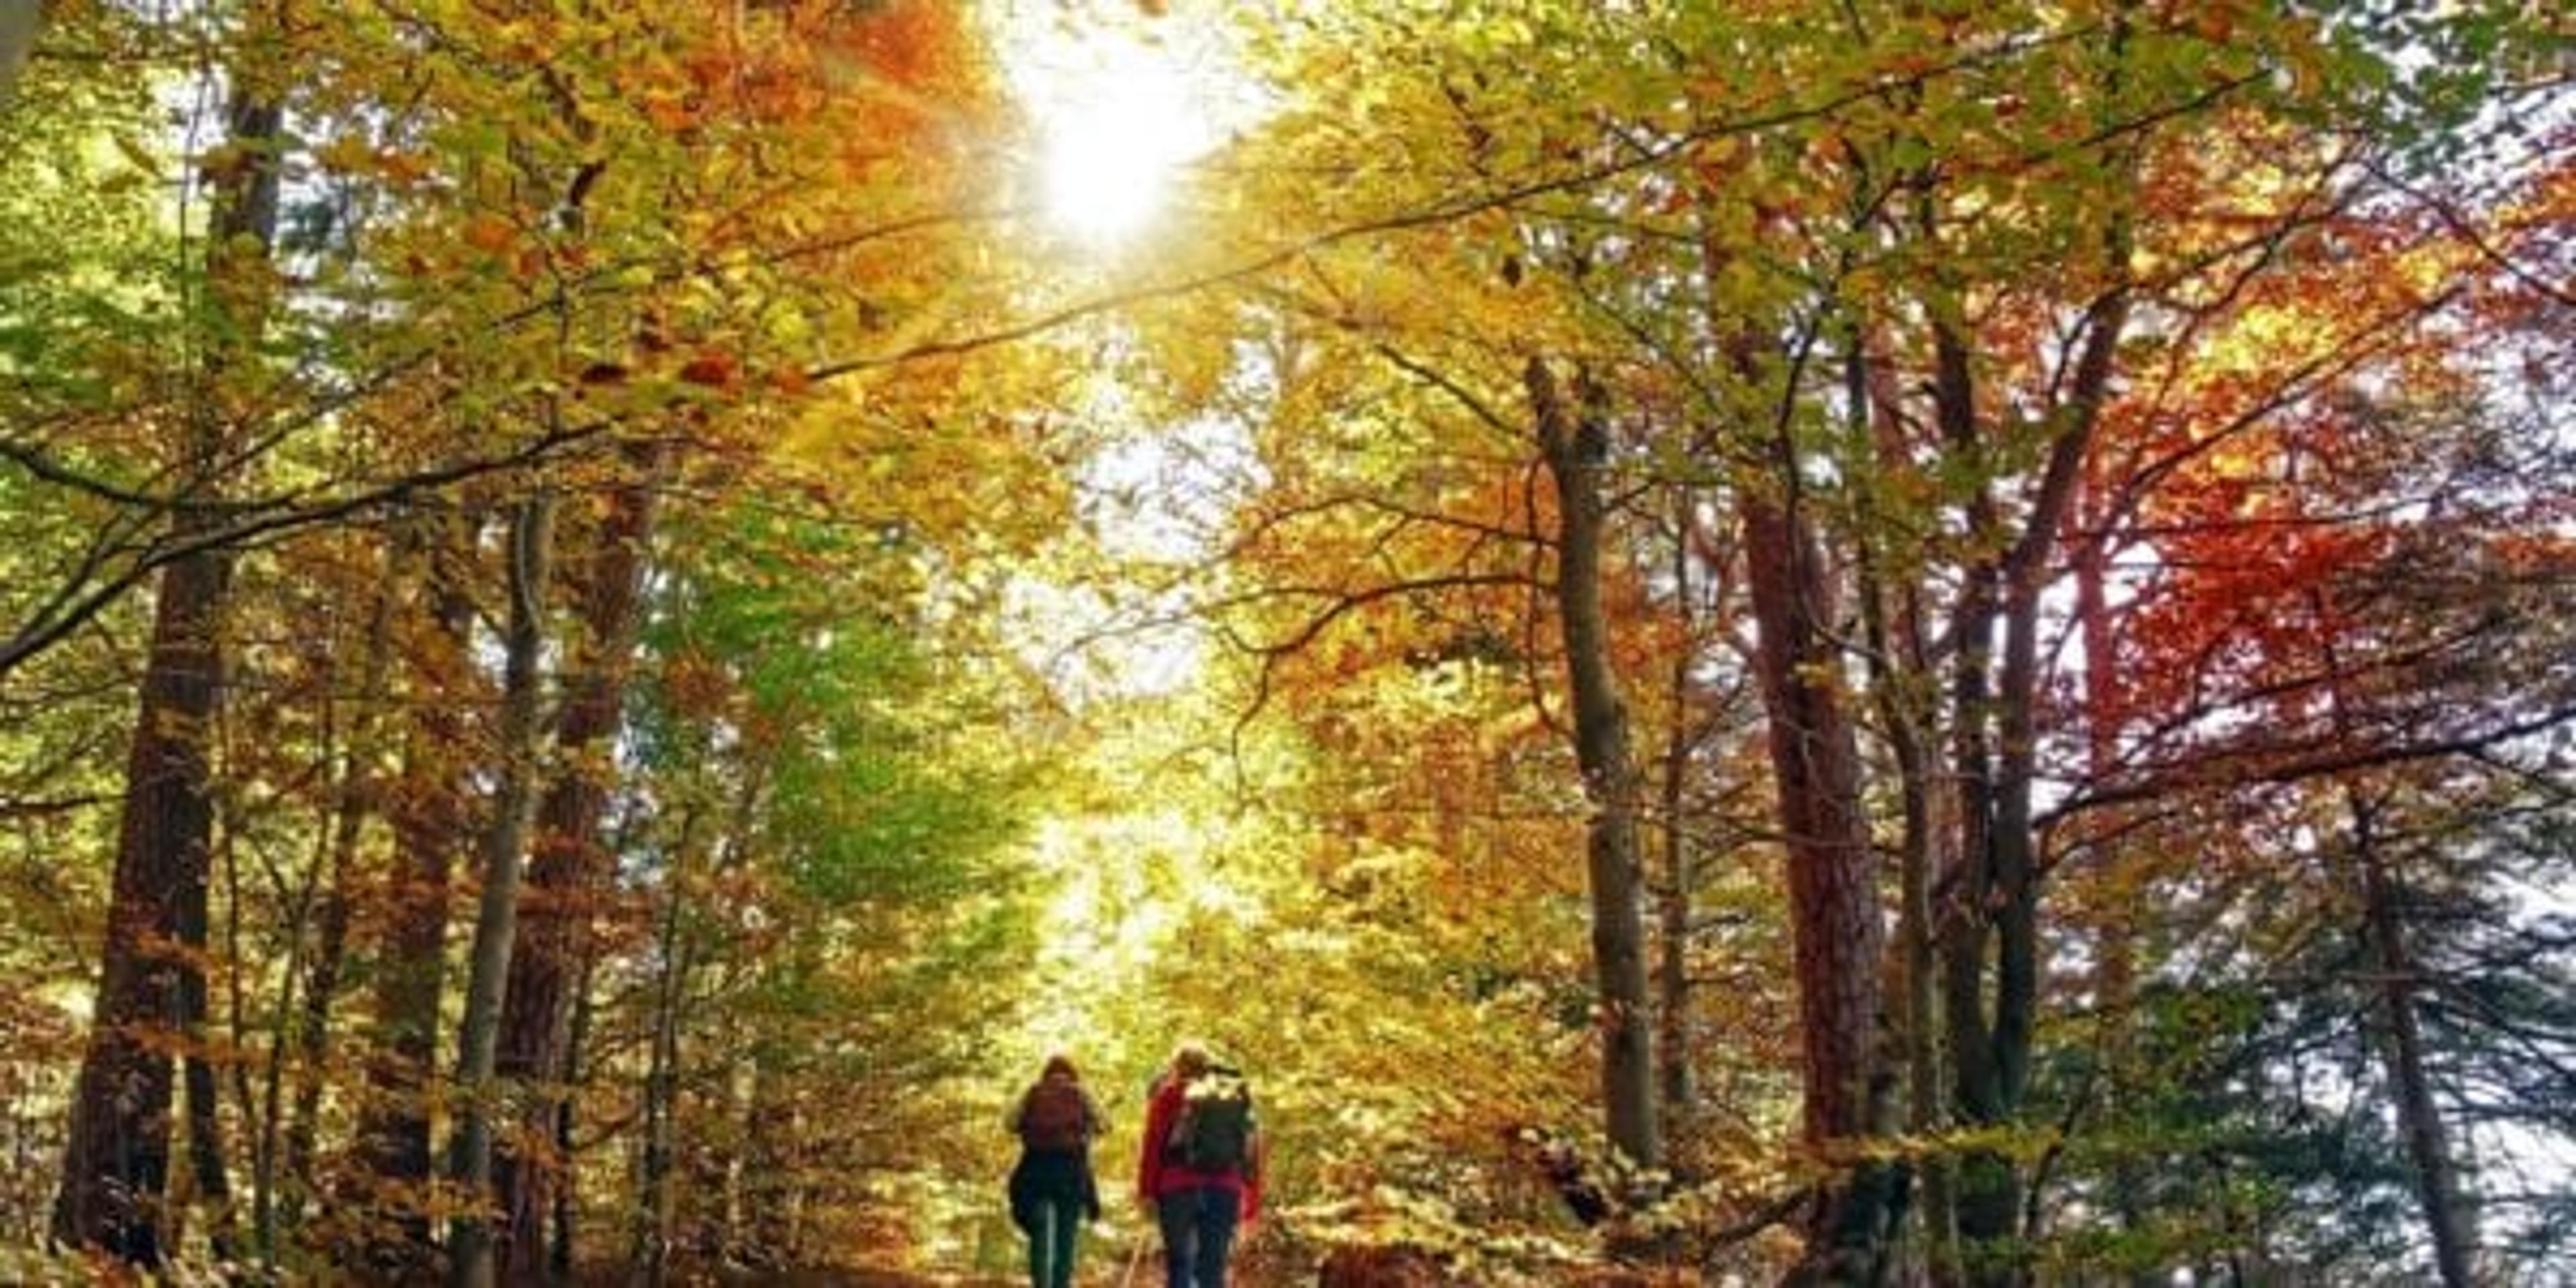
[52,79,279,1267]
[50,439,231,1265]
[182,1038,235,1260]
[494,442,668,1281]
[1739,480,1896,1284]
[1528,356,1664,1175]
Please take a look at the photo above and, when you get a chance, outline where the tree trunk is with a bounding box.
[1845,307,1958,1281]
[354,509,480,1270]
[1926,306,2023,1279]
[1939,28,2137,1280]
[1855,393,1953,1277]
[52,76,279,1268]
[552,957,595,1281]
[0,0,43,106]
[2072,484,2159,1287]
[493,441,667,1281]
[1740,477,1896,1284]
[635,805,708,1288]
[182,1040,236,1260]
[1938,271,2130,1287]
[2353,796,2477,1287]
[1987,284,2128,1116]
[448,492,557,1288]
[1655,495,1697,1152]
[54,394,231,1268]
[1527,356,1663,1176]
[1886,608,1950,1283]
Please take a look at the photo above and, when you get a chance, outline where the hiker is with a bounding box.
[1007,1053,1106,1288]
[1138,1040,1264,1288]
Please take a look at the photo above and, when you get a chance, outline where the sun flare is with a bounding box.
[1005,19,1228,245]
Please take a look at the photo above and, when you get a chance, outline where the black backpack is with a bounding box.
[1166,1068,1254,1172]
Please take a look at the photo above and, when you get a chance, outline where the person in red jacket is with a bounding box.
[1136,1040,1263,1288]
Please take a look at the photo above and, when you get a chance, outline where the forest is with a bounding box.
[1,1,2571,1284]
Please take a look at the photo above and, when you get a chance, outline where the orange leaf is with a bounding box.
[463,215,515,255]
[680,352,739,389]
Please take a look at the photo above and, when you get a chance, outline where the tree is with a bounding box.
[3,0,2569,1281]
[444,493,555,1288]
[52,16,280,1258]
[350,508,483,1272]
[0,2,43,107]
[490,443,667,1279]
[1530,356,1663,1175]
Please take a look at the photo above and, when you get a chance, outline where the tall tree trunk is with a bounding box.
[2310,590,2478,1287]
[448,493,558,1288]
[1988,282,2129,1109]
[2072,481,2157,1287]
[1884,602,1949,1283]
[1941,24,2136,1280]
[182,1038,236,1260]
[354,509,480,1271]
[0,0,42,106]
[1930,309,2023,1279]
[1699,262,1894,1277]
[1939,252,2131,1288]
[2351,793,2477,1286]
[494,441,667,1281]
[1655,488,1697,1152]
[1854,332,1953,1281]
[552,956,596,1281]
[1527,356,1663,1176]
[1741,476,1896,1284]
[52,72,280,1267]
[635,805,708,1288]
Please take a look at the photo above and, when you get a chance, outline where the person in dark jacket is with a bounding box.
[1136,1040,1264,1288]
[1007,1053,1105,1288]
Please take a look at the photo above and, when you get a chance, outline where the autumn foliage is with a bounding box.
[1,1,2571,1285]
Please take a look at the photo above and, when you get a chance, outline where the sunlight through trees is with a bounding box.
[1,1,2569,1284]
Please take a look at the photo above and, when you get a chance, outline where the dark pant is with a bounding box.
[1155,1185,1239,1288]
[1026,1195,1081,1288]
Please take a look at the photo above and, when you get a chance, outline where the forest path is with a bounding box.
[671,1266,1295,1287]
[603,1242,1306,1288]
